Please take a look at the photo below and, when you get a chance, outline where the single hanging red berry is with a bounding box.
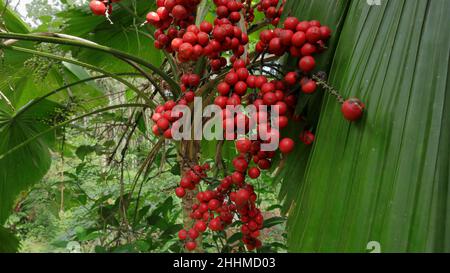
[299,130,315,145]
[89,0,107,16]
[279,138,295,154]
[341,98,365,121]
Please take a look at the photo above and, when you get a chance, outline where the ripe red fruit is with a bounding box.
[301,43,317,56]
[279,138,295,154]
[217,82,231,96]
[209,217,223,231]
[292,31,306,47]
[236,68,249,81]
[257,159,271,170]
[178,43,193,59]
[296,21,311,32]
[175,187,186,198]
[180,176,193,188]
[197,32,209,46]
[320,26,332,39]
[301,80,317,94]
[299,130,315,145]
[185,241,197,251]
[231,171,245,184]
[200,21,213,33]
[268,38,282,54]
[225,72,239,86]
[299,56,316,72]
[233,158,248,173]
[146,11,160,24]
[263,92,277,105]
[194,220,207,233]
[248,167,260,179]
[236,138,251,153]
[157,118,170,130]
[280,30,294,46]
[188,228,199,240]
[234,81,248,96]
[306,26,322,43]
[208,199,221,211]
[341,98,365,121]
[235,189,250,207]
[261,82,275,94]
[284,72,297,86]
[178,229,188,240]
[188,74,200,87]
[90,1,107,16]
[172,5,188,20]
[260,29,274,43]
[213,26,227,41]
[183,32,198,45]
[214,96,228,109]
[284,17,300,30]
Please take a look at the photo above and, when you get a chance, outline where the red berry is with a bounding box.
[306,26,321,43]
[233,158,248,173]
[291,31,306,47]
[225,72,239,86]
[183,32,198,45]
[185,241,197,251]
[194,220,207,233]
[284,72,297,86]
[234,81,248,96]
[175,187,186,198]
[280,30,294,46]
[217,82,231,96]
[178,229,188,240]
[200,21,213,33]
[341,98,365,121]
[146,11,160,24]
[248,167,260,179]
[188,228,199,240]
[235,189,250,207]
[172,5,188,20]
[208,217,223,231]
[299,56,316,72]
[299,130,315,145]
[301,80,317,94]
[236,68,249,81]
[236,138,251,153]
[279,138,295,154]
[208,199,221,211]
[90,1,107,16]
[319,26,332,40]
[284,17,299,30]
[157,118,170,130]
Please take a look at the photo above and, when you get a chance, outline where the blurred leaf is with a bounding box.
[263,217,286,229]
[0,227,20,253]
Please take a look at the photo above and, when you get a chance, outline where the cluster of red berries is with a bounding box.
[151,100,183,139]
[146,0,200,29]
[89,0,120,16]
[175,164,210,199]
[256,0,286,26]
[176,161,264,251]
[146,0,251,69]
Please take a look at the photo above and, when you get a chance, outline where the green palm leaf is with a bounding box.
[287,0,450,252]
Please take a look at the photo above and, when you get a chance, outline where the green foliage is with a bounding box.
[0,226,20,253]
[57,0,162,72]
[0,100,61,224]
